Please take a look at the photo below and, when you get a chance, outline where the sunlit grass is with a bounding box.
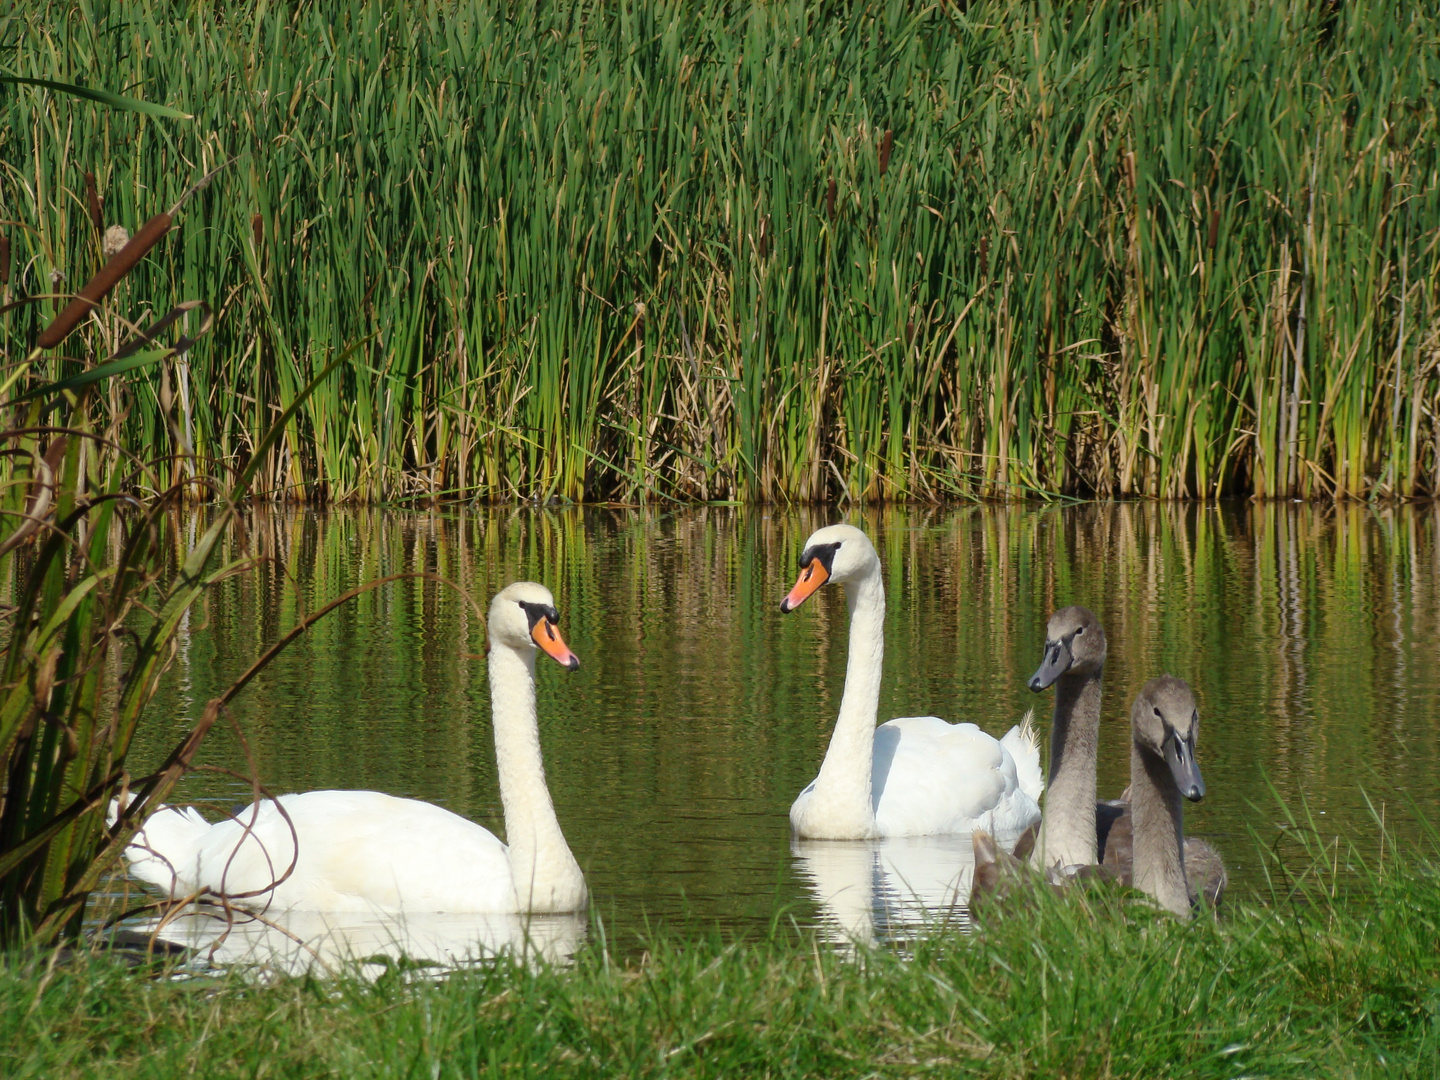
[4,833,1438,1079]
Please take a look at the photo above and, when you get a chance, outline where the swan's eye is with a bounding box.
[1075,626,1085,636]
[516,600,556,633]
[1153,706,1163,720]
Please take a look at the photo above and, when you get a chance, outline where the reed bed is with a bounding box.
[2,0,1437,502]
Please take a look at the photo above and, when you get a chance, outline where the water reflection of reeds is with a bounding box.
[129,504,1439,934]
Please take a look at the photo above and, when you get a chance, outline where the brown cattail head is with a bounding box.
[879,130,894,177]
[85,172,103,235]
[252,212,263,250]
[757,214,771,258]
[0,234,9,289]
[36,211,172,350]
[979,235,989,278]
[1207,207,1219,250]
[826,178,837,219]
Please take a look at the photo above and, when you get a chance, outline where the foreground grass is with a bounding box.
[3,857,1438,1079]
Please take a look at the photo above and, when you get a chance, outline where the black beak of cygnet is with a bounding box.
[1164,728,1206,802]
[1029,639,1071,692]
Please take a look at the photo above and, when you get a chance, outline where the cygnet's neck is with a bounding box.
[1129,741,1191,917]
[1032,665,1102,869]
[488,643,585,911]
[807,569,885,838]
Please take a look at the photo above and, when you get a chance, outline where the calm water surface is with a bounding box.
[125,504,1440,952]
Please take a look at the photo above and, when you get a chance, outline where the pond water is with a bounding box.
[118,503,1440,958]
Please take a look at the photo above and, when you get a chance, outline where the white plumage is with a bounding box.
[781,524,1044,840]
[118,792,518,912]
[111,582,586,914]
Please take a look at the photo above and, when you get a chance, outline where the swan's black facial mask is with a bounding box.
[780,541,841,613]
[518,601,561,632]
[517,601,580,670]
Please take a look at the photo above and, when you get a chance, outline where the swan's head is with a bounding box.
[779,524,878,613]
[1131,675,1204,802]
[1029,605,1106,691]
[488,582,580,670]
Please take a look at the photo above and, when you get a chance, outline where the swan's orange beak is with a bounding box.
[781,560,829,613]
[532,618,580,670]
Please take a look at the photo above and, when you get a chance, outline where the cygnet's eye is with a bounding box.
[1075,626,1085,636]
[1153,706,1163,720]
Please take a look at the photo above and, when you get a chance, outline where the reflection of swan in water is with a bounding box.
[793,832,1022,946]
[127,906,587,978]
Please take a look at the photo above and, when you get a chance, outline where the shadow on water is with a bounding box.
[70,502,1440,954]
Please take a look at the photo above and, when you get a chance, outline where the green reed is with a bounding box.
[2,0,1436,503]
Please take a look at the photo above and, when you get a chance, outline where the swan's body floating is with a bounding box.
[780,524,1043,841]
[113,582,586,915]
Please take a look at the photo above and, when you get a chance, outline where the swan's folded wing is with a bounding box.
[999,712,1044,804]
[872,718,1039,839]
[190,792,514,912]
[1184,837,1227,909]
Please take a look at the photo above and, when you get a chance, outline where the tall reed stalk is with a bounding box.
[0,144,366,940]
[3,0,1436,502]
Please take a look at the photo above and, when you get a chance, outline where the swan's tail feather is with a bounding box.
[1001,709,1045,803]
[114,800,212,896]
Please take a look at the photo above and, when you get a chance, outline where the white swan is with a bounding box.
[112,582,587,914]
[780,524,1043,840]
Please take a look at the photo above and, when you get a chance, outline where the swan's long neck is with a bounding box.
[1032,666,1102,869]
[489,644,585,912]
[1130,741,1191,917]
[807,570,885,838]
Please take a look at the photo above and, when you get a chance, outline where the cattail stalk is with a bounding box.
[36,212,172,349]
[84,172,103,235]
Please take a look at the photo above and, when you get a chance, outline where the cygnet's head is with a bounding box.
[488,581,580,670]
[1028,605,1107,691]
[1131,674,1204,801]
[779,524,878,613]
